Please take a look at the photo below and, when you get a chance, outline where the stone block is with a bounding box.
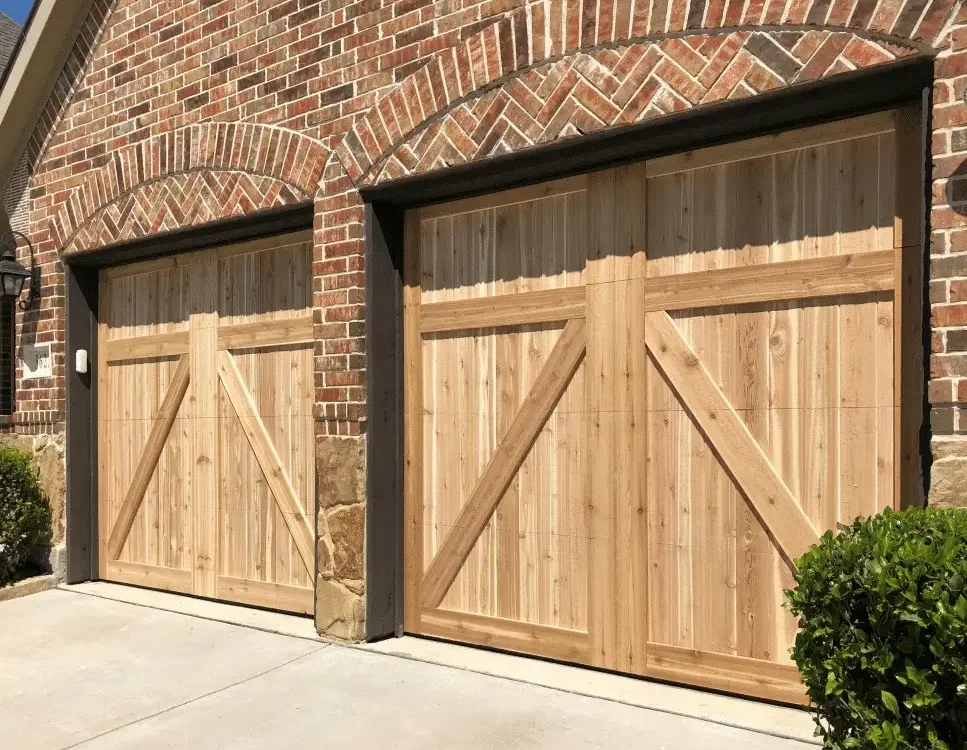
[929,456,967,508]
[316,435,365,510]
[327,503,364,580]
[315,577,365,642]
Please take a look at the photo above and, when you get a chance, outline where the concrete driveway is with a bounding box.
[0,587,816,749]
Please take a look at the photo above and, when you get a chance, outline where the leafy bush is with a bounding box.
[786,507,967,750]
[0,446,49,587]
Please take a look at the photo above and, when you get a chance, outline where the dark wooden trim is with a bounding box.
[64,202,314,269]
[360,56,933,209]
[364,202,405,640]
[64,264,98,583]
[919,85,932,501]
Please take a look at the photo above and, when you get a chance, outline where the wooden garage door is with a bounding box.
[97,231,316,615]
[403,110,922,702]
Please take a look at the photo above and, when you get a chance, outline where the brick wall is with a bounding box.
[927,1,967,505]
[5,0,964,634]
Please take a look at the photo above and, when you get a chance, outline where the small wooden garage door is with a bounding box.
[97,231,316,615]
[403,110,922,702]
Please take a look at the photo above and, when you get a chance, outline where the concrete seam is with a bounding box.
[338,642,822,747]
[59,645,329,750]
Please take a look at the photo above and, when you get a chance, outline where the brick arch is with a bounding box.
[53,122,328,253]
[335,0,955,186]
[64,171,309,255]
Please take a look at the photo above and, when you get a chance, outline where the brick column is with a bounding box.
[928,5,967,507]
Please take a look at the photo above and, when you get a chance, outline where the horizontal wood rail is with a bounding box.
[102,331,189,362]
[102,315,314,362]
[218,315,314,350]
[420,608,589,663]
[105,560,192,594]
[217,577,314,615]
[645,249,894,312]
[646,643,807,705]
[421,287,586,334]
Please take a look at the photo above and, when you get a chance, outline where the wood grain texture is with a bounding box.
[421,318,587,609]
[645,250,894,312]
[646,643,807,705]
[216,577,314,615]
[645,310,820,566]
[97,232,315,614]
[646,111,894,178]
[403,115,902,703]
[102,331,190,362]
[420,608,589,663]
[217,315,313,350]
[216,350,315,575]
[105,355,190,560]
[420,287,585,333]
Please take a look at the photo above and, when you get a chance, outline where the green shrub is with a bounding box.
[786,507,967,750]
[0,446,49,587]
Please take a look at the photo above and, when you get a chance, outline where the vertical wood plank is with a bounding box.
[403,209,424,631]
[586,168,617,669]
[612,164,648,672]
[495,204,522,620]
[191,256,218,598]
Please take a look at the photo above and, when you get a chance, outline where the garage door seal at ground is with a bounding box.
[59,582,817,745]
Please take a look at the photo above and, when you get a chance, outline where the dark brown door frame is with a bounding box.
[64,203,315,583]
[361,56,934,640]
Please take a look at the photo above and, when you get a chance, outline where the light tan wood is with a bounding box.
[102,331,190,362]
[646,310,820,565]
[105,560,193,594]
[216,577,314,615]
[646,643,807,705]
[420,175,588,220]
[403,113,903,704]
[419,287,586,333]
[191,258,218,599]
[647,111,895,178]
[645,250,894,312]
[218,315,314,350]
[216,350,315,574]
[403,210,424,632]
[420,608,589,663]
[105,355,190,560]
[101,231,312,282]
[421,318,587,609]
[98,234,316,614]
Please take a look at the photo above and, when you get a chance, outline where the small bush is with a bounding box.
[786,507,967,750]
[0,446,49,587]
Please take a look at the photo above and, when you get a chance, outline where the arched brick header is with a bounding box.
[335,0,955,186]
[64,171,308,256]
[53,122,327,253]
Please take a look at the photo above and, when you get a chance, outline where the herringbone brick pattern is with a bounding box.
[66,171,306,254]
[50,122,327,252]
[362,31,914,184]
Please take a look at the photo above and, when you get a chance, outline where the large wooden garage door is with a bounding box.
[97,231,316,615]
[403,110,922,702]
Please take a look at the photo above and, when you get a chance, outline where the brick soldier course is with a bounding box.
[1,0,964,638]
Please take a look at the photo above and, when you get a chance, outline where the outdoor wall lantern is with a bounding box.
[0,231,39,309]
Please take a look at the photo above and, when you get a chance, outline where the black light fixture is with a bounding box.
[0,231,39,310]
